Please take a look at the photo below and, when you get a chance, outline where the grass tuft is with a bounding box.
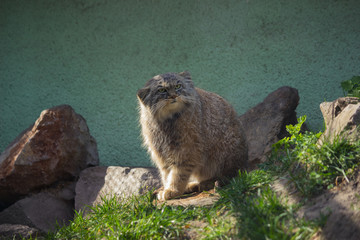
[262,115,360,197]
[48,192,234,240]
[52,193,194,239]
[217,170,320,240]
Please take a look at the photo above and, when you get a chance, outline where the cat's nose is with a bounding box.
[169,95,178,99]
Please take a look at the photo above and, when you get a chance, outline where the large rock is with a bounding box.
[319,97,360,144]
[75,166,161,213]
[0,192,73,232]
[239,86,299,169]
[0,105,99,206]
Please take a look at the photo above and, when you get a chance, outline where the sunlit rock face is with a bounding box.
[0,105,99,206]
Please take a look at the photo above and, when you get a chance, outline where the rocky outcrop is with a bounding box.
[0,105,99,206]
[0,88,319,238]
[75,166,161,213]
[239,86,299,169]
[319,97,360,144]
[3,93,360,239]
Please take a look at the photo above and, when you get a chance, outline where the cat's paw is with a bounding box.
[185,182,201,193]
[157,189,182,201]
[185,180,216,193]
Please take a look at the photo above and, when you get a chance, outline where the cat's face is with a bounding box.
[137,71,197,122]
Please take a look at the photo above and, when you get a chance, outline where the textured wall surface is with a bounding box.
[1,0,360,166]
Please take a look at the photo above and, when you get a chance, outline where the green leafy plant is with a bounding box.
[341,76,360,97]
[265,116,360,197]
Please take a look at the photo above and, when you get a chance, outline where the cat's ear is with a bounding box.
[179,71,191,80]
[137,87,150,102]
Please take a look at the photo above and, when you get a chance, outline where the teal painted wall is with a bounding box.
[1,0,359,166]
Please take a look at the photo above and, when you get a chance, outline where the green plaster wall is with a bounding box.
[1,0,360,167]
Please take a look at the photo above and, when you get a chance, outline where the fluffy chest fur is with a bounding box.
[138,97,201,165]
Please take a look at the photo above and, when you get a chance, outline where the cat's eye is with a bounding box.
[175,84,182,90]
[158,88,167,93]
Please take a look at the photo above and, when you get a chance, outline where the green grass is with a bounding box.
[44,191,234,240]
[216,170,322,240]
[43,170,323,240]
[28,115,360,240]
[262,115,360,197]
[48,193,214,239]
